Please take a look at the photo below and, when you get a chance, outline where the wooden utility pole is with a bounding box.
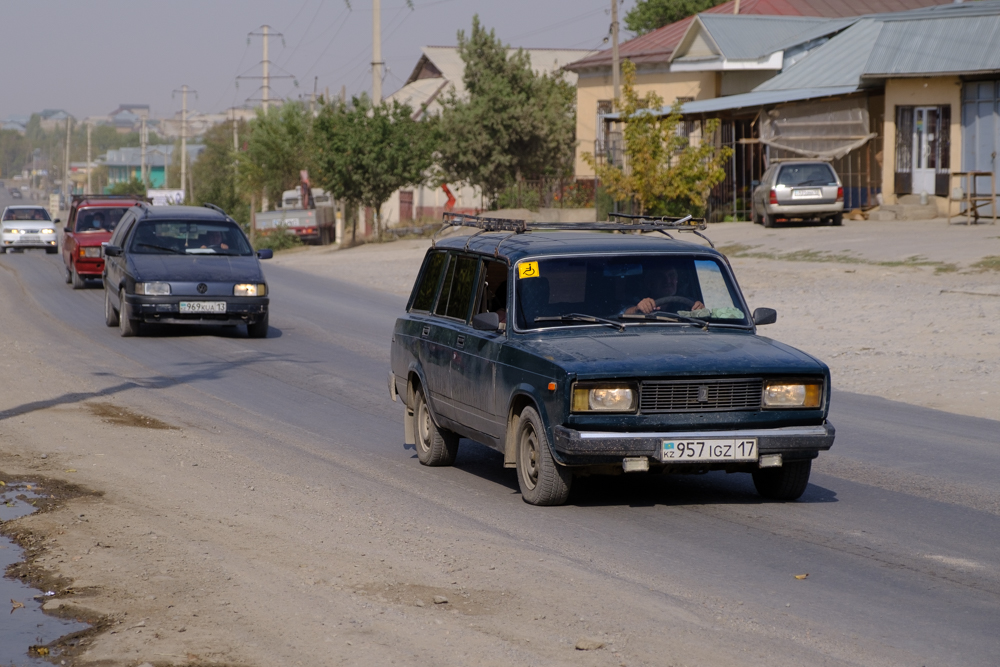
[611,0,621,102]
[372,0,382,103]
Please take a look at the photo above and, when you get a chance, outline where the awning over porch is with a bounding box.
[679,85,861,115]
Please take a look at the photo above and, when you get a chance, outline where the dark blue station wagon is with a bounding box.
[389,216,834,505]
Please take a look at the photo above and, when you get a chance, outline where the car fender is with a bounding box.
[504,384,568,466]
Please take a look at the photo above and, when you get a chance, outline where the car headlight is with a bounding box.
[572,383,637,412]
[80,247,102,257]
[41,228,55,234]
[234,283,267,297]
[6,229,21,234]
[762,380,822,408]
[136,282,171,296]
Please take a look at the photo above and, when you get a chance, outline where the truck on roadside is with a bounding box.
[254,186,338,245]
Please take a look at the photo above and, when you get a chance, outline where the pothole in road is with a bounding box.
[0,481,90,665]
[86,402,176,430]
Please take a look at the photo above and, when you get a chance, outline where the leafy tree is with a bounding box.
[582,60,730,215]
[0,129,30,180]
[624,0,728,35]
[237,102,314,210]
[436,16,576,204]
[192,120,249,224]
[108,178,147,197]
[313,94,437,240]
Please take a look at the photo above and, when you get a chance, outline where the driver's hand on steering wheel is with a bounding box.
[626,297,706,314]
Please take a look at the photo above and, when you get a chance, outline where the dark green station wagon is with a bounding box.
[389,214,834,505]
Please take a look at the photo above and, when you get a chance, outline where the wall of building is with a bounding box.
[881,76,962,215]
[574,67,717,178]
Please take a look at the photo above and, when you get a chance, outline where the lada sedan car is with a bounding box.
[102,203,272,338]
[62,194,141,288]
[751,160,844,227]
[389,214,834,506]
[1,205,58,253]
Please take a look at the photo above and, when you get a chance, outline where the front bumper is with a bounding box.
[3,234,58,249]
[552,423,834,465]
[73,256,105,277]
[122,294,269,325]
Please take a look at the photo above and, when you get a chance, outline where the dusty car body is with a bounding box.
[752,160,844,227]
[389,215,835,506]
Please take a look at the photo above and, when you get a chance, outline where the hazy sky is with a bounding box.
[1,0,637,121]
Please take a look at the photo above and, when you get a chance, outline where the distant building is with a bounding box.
[38,109,75,131]
[103,144,206,189]
[158,107,255,139]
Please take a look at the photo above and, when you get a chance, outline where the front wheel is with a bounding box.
[63,263,72,284]
[752,459,811,501]
[516,406,571,506]
[45,247,58,254]
[71,266,86,289]
[247,313,269,339]
[412,387,458,466]
[104,288,119,327]
[118,289,140,337]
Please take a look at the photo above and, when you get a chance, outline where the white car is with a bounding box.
[1,205,59,254]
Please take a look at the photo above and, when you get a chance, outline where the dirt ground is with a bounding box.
[0,219,996,667]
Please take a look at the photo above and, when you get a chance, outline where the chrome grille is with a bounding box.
[640,378,763,413]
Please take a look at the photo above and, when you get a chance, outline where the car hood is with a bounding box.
[2,222,53,231]
[71,230,112,245]
[128,254,264,282]
[510,328,826,378]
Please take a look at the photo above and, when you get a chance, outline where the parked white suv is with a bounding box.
[751,160,844,228]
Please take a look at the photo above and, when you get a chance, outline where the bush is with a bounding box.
[107,178,147,197]
[253,224,303,252]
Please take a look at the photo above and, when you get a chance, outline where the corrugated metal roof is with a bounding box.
[563,0,952,71]
[864,14,1000,75]
[695,15,836,60]
[755,19,884,90]
[679,85,861,114]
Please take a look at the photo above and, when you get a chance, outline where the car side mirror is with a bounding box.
[472,312,500,331]
[256,249,273,260]
[54,218,61,224]
[102,243,121,257]
[751,180,760,188]
[64,226,71,234]
[753,307,777,326]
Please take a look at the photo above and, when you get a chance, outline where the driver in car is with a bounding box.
[200,231,230,251]
[624,266,705,315]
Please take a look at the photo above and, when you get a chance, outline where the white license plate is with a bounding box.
[21,235,40,242]
[179,301,226,314]
[792,188,822,199]
[661,438,757,462]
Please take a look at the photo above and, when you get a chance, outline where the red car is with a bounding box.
[61,195,143,288]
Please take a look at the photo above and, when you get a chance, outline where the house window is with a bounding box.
[595,100,613,150]
[894,105,950,196]
[961,81,1000,180]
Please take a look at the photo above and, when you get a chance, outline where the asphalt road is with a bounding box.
[2,225,999,665]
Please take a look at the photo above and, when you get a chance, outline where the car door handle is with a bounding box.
[421,325,430,337]
[456,335,465,348]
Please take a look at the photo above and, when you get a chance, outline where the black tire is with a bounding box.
[515,406,571,506]
[63,263,72,284]
[46,247,58,254]
[762,211,776,228]
[71,266,86,289]
[247,312,269,339]
[830,213,843,226]
[412,386,458,466]
[751,204,761,225]
[118,288,140,337]
[104,288,119,327]
[752,459,811,501]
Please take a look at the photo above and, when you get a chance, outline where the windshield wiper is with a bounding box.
[534,313,626,332]
[136,243,184,254]
[620,311,709,329]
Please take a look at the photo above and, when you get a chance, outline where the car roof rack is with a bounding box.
[202,202,226,215]
[436,211,713,251]
[71,193,148,202]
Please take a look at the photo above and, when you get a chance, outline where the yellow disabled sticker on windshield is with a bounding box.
[518,261,540,279]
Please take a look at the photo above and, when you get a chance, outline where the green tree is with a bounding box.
[108,178,147,197]
[582,60,730,215]
[313,94,436,241]
[192,120,249,224]
[624,0,728,35]
[0,129,30,180]
[237,102,314,210]
[436,16,576,205]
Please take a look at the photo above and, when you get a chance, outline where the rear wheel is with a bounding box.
[71,266,86,289]
[516,406,571,506]
[118,289,140,337]
[762,211,776,228]
[412,386,458,466]
[830,213,843,226]
[247,313,269,339]
[752,459,811,501]
[104,288,119,327]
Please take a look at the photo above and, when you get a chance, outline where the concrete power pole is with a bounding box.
[373,0,382,103]
[86,123,92,195]
[63,118,72,198]
[173,85,197,203]
[262,25,270,112]
[611,0,621,102]
[140,116,148,187]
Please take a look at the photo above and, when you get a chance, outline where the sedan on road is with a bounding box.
[751,160,844,227]
[102,203,273,338]
[62,194,140,288]
[1,205,58,253]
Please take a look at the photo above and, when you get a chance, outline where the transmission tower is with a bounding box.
[238,26,297,111]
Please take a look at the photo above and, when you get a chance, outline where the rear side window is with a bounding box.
[435,254,478,321]
[411,251,447,312]
[776,164,837,187]
[110,215,136,246]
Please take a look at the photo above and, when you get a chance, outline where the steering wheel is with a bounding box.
[654,295,696,310]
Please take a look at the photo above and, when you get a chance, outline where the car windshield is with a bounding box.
[3,207,51,221]
[75,207,130,232]
[776,164,837,187]
[515,254,749,330]
[128,220,253,256]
